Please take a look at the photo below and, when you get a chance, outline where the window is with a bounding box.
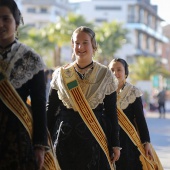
[128,5,135,23]
[139,8,144,23]
[147,15,152,27]
[95,6,121,10]
[137,32,142,49]
[95,18,107,23]
[40,8,48,13]
[27,8,36,13]
[154,41,157,53]
[146,37,150,50]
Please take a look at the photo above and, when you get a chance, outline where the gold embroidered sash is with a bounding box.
[117,107,163,170]
[61,66,115,170]
[0,72,60,170]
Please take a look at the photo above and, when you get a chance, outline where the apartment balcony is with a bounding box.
[126,23,169,43]
[135,48,160,58]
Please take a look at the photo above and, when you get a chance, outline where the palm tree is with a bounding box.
[129,56,170,83]
[95,21,128,64]
[18,14,128,67]
[41,13,94,66]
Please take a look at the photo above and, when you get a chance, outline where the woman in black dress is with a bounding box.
[47,26,121,170]
[0,0,48,169]
[108,58,153,170]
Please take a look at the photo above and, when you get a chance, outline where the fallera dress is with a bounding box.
[0,40,48,170]
[47,62,120,170]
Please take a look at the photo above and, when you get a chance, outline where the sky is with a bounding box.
[69,0,170,25]
[151,0,170,25]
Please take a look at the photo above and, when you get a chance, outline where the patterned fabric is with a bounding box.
[115,82,150,170]
[47,62,119,170]
[0,104,37,170]
[117,82,142,110]
[51,61,118,109]
[53,106,113,170]
[0,40,45,89]
[0,40,47,170]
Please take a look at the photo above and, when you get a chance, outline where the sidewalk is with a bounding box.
[145,110,170,170]
[145,110,170,119]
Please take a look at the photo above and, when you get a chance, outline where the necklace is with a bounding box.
[77,71,85,79]
[0,40,16,56]
[76,61,93,70]
[117,82,126,94]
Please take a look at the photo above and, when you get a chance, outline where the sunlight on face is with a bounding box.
[111,61,126,84]
[72,31,94,62]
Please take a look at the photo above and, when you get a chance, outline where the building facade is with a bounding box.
[18,0,70,27]
[162,24,170,71]
[70,0,169,63]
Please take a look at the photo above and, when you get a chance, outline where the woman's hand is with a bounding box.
[34,148,45,170]
[111,147,121,163]
[144,142,153,159]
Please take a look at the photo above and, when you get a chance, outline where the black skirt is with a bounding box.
[0,103,37,170]
[53,107,112,170]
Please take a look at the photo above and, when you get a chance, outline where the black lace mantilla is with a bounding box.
[0,41,45,89]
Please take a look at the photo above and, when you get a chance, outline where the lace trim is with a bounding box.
[51,62,118,109]
[117,82,142,110]
[88,68,118,109]
[0,40,45,89]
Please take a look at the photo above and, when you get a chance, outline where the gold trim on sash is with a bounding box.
[117,107,163,170]
[0,72,61,170]
[61,66,115,170]
[0,74,33,137]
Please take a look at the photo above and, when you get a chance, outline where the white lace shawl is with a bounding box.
[117,82,143,110]
[51,61,118,109]
[0,40,45,89]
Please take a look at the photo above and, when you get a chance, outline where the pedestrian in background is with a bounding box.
[157,88,166,118]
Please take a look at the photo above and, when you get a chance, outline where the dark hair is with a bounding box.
[0,0,23,26]
[108,58,129,78]
[71,26,98,52]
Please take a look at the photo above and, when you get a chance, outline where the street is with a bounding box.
[146,111,170,170]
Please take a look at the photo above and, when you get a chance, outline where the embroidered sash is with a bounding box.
[117,107,163,170]
[0,71,61,170]
[61,66,115,170]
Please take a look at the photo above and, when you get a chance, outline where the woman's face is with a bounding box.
[72,31,94,62]
[0,6,17,47]
[110,61,126,84]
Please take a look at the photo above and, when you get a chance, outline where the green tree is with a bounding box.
[18,25,55,67]
[18,14,128,67]
[95,21,128,64]
[40,13,94,66]
[129,56,170,83]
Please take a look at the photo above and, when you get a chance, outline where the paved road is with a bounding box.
[145,111,170,170]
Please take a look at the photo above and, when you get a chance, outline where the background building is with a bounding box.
[70,0,169,63]
[162,24,170,72]
[18,0,70,27]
